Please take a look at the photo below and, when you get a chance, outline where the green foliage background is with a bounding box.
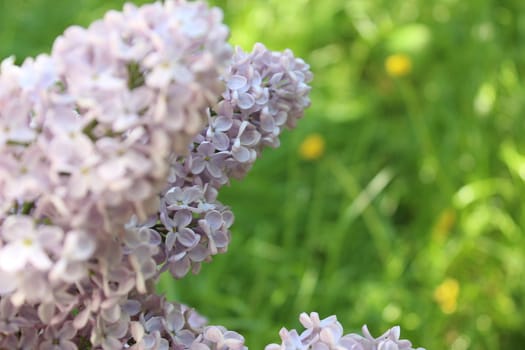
[2,0,525,349]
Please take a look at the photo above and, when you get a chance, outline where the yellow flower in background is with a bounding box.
[299,134,325,160]
[434,278,460,314]
[385,53,412,77]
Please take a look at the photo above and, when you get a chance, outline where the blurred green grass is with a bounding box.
[3,0,525,349]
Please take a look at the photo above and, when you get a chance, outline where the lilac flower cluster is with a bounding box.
[140,43,314,278]
[0,1,424,349]
[265,313,424,350]
[0,1,243,348]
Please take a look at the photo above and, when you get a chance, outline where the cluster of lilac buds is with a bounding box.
[0,1,424,349]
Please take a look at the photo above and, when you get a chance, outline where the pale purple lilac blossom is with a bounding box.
[0,1,238,348]
[0,1,422,349]
[145,43,313,279]
[0,0,231,302]
[264,313,425,350]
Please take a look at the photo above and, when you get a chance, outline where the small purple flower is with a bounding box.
[0,216,58,273]
[190,142,229,180]
[198,210,230,255]
[164,210,199,251]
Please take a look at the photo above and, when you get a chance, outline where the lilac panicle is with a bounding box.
[0,0,231,303]
[0,292,246,350]
[151,43,313,280]
[0,0,234,347]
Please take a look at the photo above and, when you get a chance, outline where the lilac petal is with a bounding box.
[166,232,177,251]
[361,325,374,340]
[240,129,261,146]
[197,141,215,156]
[184,186,204,203]
[0,244,28,272]
[0,298,16,317]
[207,159,224,179]
[58,322,77,340]
[265,344,281,350]
[63,230,96,261]
[38,226,63,247]
[205,211,223,230]
[212,231,229,248]
[173,210,193,228]
[255,89,269,105]
[168,251,187,262]
[164,188,183,204]
[212,132,230,151]
[73,308,91,329]
[222,211,234,227]
[130,321,145,343]
[319,315,337,327]
[170,257,191,278]
[191,157,206,174]
[191,343,210,350]
[108,316,131,338]
[260,112,276,133]
[29,249,53,270]
[178,228,199,248]
[158,338,170,350]
[205,327,223,342]
[122,300,142,316]
[177,329,198,346]
[238,93,255,109]
[2,216,34,240]
[227,75,248,90]
[165,310,184,332]
[149,229,162,245]
[188,245,208,262]
[232,145,251,163]
[101,336,123,350]
[270,72,284,85]
[274,111,288,126]
[299,312,313,328]
[19,327,38,349]
[160,212,175,231]
[388,326,401,339]
[101,304,121,323]
[251,70,262,85]
[97,159,126,182]
[214,116,233,131]
[143,333,157,348]
[312,343,329,350]
[379,340,399,350]
[38,303,55,324]
[52,260,88,283]
[319,328,337,345]
[223,332,244,350]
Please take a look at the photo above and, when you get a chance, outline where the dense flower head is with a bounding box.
[142,43,313,280]
[0,0,236,347]
[0,0,231,300]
